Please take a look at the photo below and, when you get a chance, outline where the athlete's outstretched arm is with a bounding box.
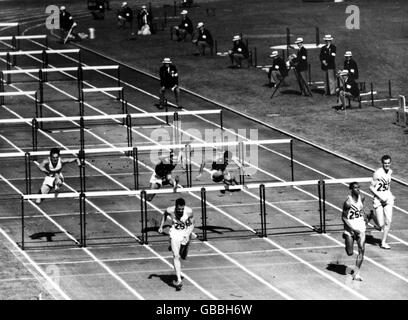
[61,157,81,166]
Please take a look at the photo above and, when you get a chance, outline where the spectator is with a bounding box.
[173,10,194,42]
[117,2,133,29]
[228,35,249,68]
[336,70,360,110]
[319,34,337,95]
[192,22,213,56]
[292,37,309,94]
[137,5,152,35]
[343,51,359,80]
[90,0,105,20]
[59,6,80,43]
[159,58,182,109]
[267,51,288,87]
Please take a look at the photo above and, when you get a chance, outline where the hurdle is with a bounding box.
[358,81,399,109]
[18,175,373,247]
[0,90,39,117]
[1,64,121,105]
[0,49,81,74]
[2,138,292,197]
[0,109,224,166]
[80,87,124,116]
[0,22,20,36]
[0,35,48,57]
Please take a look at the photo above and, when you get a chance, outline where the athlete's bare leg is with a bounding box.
[36,184,51,204]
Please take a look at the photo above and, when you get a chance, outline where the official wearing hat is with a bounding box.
[292,37,310,95]
[343,51,359,80]
[336,70,360,110]
[319,34,337,95]
[192,22,214,56]
[228,35,249,68]
[174,10,194,41]
[267,51,288,87]
[159,58,182,109]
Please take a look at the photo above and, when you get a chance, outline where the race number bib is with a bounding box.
[347,208,362,220]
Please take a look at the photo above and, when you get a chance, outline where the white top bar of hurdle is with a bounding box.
[0,35,46,41]
[0,139,291,158]
[21,177,373,199]
[0,49,80,57]
[82,87,123,93]
[1,65,119,75]
[0,110,221,124]
[323,177,373,184]
[1,68,41,74]
[0,91,36,97]
[82,65,119,70]
[0,23,19,27]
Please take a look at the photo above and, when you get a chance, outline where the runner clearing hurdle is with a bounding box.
[146,149,184,202]
[196,150,243,193]
[35,148,80,204]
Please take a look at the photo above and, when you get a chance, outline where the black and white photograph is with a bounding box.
[0,0,407,309]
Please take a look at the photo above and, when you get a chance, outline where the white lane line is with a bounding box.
[0,227,68,299]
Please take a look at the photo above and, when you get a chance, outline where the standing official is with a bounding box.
[343,51,359,80]
[159,57,182,109]
[319,34,337,95]
[293,37,309,95]
[192,22,213,56]
[228,35,249,68]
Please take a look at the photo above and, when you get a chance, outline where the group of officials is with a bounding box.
[267,34,360,109]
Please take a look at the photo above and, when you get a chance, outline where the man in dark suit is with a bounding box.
[268,51,288,87]
[90,0,105,20]
[337,70,360,110]
[59,6,80,43]
[159,58,182,109]
[292,37,310,95]
[343,51,359,80]
[117,2,133,29]
[192,22,214,56]
[319,34,337,95]
[228,35,249,68]
[174,10,194,41]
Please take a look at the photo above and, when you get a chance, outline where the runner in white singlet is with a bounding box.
[369,155,394,249]
[158,198,196,290]
[36,147,80,204]
[342,182,366,281]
